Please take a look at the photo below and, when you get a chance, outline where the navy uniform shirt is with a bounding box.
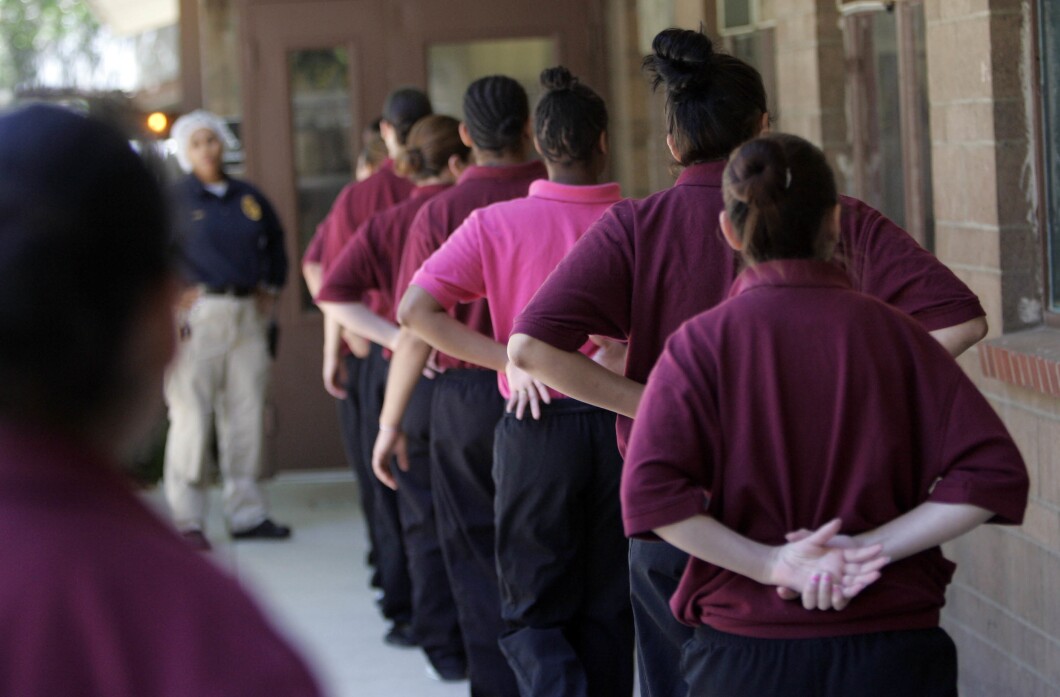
[173,175,288,290]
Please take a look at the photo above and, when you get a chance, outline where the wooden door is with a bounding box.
[239,0,605,471]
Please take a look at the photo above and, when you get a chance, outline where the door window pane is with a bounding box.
[289,48,353,311]
[427,37,558,119]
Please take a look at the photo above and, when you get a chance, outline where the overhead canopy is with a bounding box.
[86,0,179,37]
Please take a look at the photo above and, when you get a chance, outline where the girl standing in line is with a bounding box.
[508,28,988,697]
[317,115,471,681]
[622,133,1028,696]
[374,76,546,697]
[400,68,632,697]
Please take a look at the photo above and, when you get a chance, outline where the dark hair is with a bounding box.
[0,104,171,428]
[462,75,529,153]
[395,115,470,181]
[360,118,388,169]
[382,88,433,145]
[643,28,767,165]
[722,133,838,263]
[533,66,608,166]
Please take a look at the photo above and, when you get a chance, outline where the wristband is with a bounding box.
[378,423,401,434]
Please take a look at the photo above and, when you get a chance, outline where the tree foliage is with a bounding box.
[0,0,101,90]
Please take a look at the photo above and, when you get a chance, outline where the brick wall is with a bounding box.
[925,1,1060,694]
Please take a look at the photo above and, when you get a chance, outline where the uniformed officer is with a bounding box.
[164,110,290,551]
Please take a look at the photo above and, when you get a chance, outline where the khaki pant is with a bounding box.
[163,295,271,533]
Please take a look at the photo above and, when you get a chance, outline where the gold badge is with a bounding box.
[242,195,263,222]
[192,209,206,221]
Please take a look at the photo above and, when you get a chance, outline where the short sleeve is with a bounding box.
[316,218,382,304]
[838,198,985,331]
[396,200,446,303]
[411,211,487,310]
[513,203,634,351]
[928,375,1029,525]
[621,325,718,538]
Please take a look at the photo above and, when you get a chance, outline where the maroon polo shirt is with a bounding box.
[512,160,985,454]
[621,260,1028,639]
[396,159,547,370]
[0,422,321,697]
[317,183,453,323]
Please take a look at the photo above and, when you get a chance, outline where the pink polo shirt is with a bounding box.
[410,179,622,398]
[0,422,321,697]
[396,159,547,371]
[512,160,985,455]
[317,183,452,323]
[622,260,1028,639]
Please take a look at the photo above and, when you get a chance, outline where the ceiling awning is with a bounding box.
[86,0,179,37]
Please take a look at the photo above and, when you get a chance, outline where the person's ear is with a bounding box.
[448,153,468,179]
[665,133,681,163]
[719,210,743,251]
[532,134,546,159]
[758,111,771,136]
[597,130,609,157]
[458,122,474,148]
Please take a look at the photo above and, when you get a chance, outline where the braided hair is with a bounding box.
[462,75,529,154]
[643,28,767,165]
[383,88,433,145]
[534,66,608,166]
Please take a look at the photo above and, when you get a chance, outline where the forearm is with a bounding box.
[302,261,323,299]
[320,300,399,350]
[855,502,992,563]
[323,315,343,363]
[508,333,643,418]
[656,515,774,586]
[407,310,507,372]
[929,316,987,358]
[378,328,432,430]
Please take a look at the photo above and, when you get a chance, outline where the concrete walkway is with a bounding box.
[145,471,468,697]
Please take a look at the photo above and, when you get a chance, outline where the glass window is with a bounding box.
[288,48,353,311]
[721,0,753,31]
[427,37,558,119]
[1040,0,1060,310]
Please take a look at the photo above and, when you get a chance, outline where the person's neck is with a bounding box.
[545,162,600,186]
[195,171,226,185]
[473,147,527,167]
[416,174,451,187]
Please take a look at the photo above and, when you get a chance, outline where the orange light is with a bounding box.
[147,112,169,134]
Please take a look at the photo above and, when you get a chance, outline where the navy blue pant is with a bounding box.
[360,344,412,625]
[683,625,958,696]
[336,353,380,588]
[494,400,633,697]
[430,369,519,697]
[629,539,692,697]
[394,375,466,669]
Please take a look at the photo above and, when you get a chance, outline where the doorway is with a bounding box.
[239,0,606,471]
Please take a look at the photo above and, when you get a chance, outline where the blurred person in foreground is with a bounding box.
[0,104,321,696]
[164,110,291,550]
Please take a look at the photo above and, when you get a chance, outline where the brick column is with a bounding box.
[926,2,1060,696]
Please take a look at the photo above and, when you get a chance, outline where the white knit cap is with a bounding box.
[171,109,237,173]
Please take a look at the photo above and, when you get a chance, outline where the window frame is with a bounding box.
[1034,0,1060,325]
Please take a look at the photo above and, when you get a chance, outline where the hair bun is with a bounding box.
[726,138,788,205]
[495,114,524,139]
[540,66,576,92]
[397,147,425,176]
[650,28,715,94]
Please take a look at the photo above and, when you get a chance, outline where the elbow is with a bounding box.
[507,333,540,371]
[969,316,988,345]
[396,285,437,330]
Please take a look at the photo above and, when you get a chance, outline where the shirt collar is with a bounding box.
[728,259,852,299]
[188,174,234,200]
[528,179,622,204]
[409,182,452,200]
[458,159,548,184]
[675,159,727,188]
